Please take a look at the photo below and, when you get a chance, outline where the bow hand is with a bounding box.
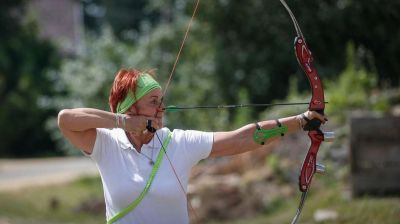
[300,110,328,131]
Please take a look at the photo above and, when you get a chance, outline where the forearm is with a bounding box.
[261,114,303,134]
[210,115,304,157]
[58,108,116,132]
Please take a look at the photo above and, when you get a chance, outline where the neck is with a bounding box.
[126,131,154,152]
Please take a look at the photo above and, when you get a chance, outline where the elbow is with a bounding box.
[57,109,72,129]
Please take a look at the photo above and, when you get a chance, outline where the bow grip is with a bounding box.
[303,119,322,131]
[303,109,324,131]
[301,106,324,131]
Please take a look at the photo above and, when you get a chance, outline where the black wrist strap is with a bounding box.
[255,122,262,130]
[275,119,284,136]
[301,113,310,122]
[254,123,264,145]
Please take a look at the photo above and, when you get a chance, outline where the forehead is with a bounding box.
[143,88,162,99]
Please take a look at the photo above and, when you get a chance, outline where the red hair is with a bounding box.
[109,68,157,113]
[109,69,140,113]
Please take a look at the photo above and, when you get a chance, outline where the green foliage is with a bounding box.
[231,89,253,129]
[3,0,399,157]
[326,43,388,122]
[0,1,61,157]
[196,0,400,123]
[257,76,309,122]
[199,0,349,120]
[47,28,134,155]
[265,154,280,174]
[342,0,400,87]
[102,0,154,37]
[0,176,104,224]
[1,175,399,224]
[48,19,223,153]
[127,15,228,131]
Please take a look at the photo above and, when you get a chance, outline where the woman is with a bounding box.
[58,68,327,224]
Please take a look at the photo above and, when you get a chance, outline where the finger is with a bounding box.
[145,117,162,129]
[143,117,157,123]
[313,112,327,124]
[145,119,152,129]
[148,119,160,130]
[156,107,165,113]
[144,120,157,133]
[144,115,157,120]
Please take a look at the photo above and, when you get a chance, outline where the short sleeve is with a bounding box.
[172,129,214,167]
[90,128,118,163]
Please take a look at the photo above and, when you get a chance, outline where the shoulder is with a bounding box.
[90,128,130,159]
[96,128,121,142]
[170,128,214,146]
[168,128,214,163]
[172,128,213,137]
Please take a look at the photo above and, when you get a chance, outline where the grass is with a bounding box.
[206,189,400,224]
[0,176,104,224]
[1,176,399,224]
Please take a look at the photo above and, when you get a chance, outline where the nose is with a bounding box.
[155,105,165,118]
[156,107,164,113]
[156,102,165,112]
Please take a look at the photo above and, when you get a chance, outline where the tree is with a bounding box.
[0,0,61,157]
[195,0,400,121]
[342,0,400,87]
[83,0,162,39]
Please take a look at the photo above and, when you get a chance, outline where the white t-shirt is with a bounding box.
[90,127,213,224]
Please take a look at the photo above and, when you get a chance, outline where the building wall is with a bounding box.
[29,0,83,55]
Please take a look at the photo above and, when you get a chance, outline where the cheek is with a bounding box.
[126,107,138,115]
[140,107,159,117]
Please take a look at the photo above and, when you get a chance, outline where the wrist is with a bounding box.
[296,115,305,130]
[297,111,312,130]
[115,113,127,129]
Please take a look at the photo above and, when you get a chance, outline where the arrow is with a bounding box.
[162,102,328,112]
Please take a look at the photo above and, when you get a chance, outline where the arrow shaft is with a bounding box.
[163,102,328,112]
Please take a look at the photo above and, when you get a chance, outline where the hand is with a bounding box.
[298,110,328,131]
[302,110,328,124]
[124,115,162,135]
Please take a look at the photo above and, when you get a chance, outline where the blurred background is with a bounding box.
[0,0,399,223]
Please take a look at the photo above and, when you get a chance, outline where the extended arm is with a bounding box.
[209,111,326,158]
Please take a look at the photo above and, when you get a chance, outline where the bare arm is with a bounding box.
[57,108,156,154]
[209,111,326,158]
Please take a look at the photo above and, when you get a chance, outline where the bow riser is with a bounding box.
[294,37,325,113]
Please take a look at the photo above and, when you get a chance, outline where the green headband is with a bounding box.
[116,74,161,113]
